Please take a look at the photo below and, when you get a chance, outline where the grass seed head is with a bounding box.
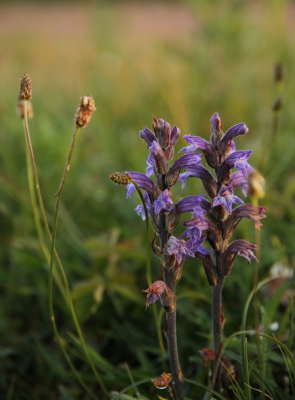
[19,72,32,100]
[75,95,96,128]
[109,172,132,186]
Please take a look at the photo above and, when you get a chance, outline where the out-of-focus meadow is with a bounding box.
[1,1,295,399]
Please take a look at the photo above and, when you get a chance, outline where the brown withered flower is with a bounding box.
[75,95,96,128]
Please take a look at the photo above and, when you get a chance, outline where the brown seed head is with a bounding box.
[19,72,32,100]
[109,172,132,186]
[75,95,96,128]
[274,61,284,83]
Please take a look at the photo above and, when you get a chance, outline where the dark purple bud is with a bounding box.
[149,141,168,175]
[165,125,181,161]
[219,123,249,157]
[210,112,223,142]
[219,240,258,276]
[152,117,171,150]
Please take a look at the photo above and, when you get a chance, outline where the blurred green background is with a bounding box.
[1,1,295,399]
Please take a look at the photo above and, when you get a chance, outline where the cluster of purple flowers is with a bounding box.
[125,114,266,304]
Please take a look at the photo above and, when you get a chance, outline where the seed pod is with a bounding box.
[75,95,96,128]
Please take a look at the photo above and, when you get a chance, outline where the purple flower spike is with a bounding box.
[154,189,173,215]
[213,185,243,214]
[167,236,195,265]
[139,127,157,147]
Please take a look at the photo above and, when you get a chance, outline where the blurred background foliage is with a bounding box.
[1,0,295,399]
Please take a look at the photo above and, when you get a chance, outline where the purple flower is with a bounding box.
[226,240,259,264]
[229,170,249,196]
[230,204,267,230]
[179,135,210,153]
[210,112,223,137]
[135,191,153,220]
[125,172,161,203]
[167,236,195,265]
[219,123,249,156]
[139,127,156,147]
[154,189,173,215]
[146,153,156,177]
[174,195,206,216]
[180,217,209,241]
[186,236,212,256]
[213,185,244,214]
[179,166,217,198]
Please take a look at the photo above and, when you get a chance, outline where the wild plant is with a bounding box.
[111,114,267,399]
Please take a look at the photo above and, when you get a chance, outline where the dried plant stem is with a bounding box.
[49,127,109,398]
[23,101,100,400]
[159,212,183,400]
[212,273,225,391]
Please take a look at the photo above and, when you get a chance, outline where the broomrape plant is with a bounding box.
[111,114,266,399]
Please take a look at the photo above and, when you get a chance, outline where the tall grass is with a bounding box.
[0,1,295,398]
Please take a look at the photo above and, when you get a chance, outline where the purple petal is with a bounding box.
[154,189,173,215]
[139,127,156,146]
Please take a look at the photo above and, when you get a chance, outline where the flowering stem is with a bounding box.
[159,212,183,400]
[212,273,225,391]
[23,101,100,400]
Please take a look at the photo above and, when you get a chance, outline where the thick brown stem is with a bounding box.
[212,274,225,391]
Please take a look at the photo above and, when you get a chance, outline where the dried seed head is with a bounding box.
[247,170,265,199]
[19,72,32,100]
[151,372,172,390]
[17,96,33,119]
[75,95,96,128]
[110,172,132,186]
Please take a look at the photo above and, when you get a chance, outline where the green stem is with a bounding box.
[23,101,99,399]
[48,126,109,398]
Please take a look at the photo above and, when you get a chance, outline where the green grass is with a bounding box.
[0,1,295,399]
